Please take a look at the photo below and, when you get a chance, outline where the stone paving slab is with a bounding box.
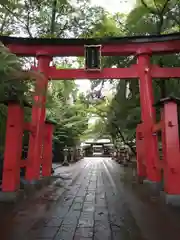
[2,158,180,240]
[12,158,148,239]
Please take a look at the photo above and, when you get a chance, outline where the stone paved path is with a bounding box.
[1,157,180,240]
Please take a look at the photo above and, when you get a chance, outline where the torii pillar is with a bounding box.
[137,48,161,185]
[26,52,52,181]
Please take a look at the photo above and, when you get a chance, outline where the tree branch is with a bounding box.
[112,121,136,155]
[0,2,34,36]
[57,21,69,37]
[153,0,160,13]
[161,0,170,14]
[141,0,157,14]
[0,3,25,26]
[157,0,170,34]
[0,10,8,34]
[166,1,180,26]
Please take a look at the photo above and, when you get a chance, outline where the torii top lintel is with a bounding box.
[1,32,180,57]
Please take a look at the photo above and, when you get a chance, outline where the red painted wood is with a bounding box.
[137,50,161,182]
[4,35,180,194]
[20,161,27,168]
[6,39,180,56]
[136,124,146,178]
[31,65,180,80]
[151,65,180,78]
[152,121,162,132]
[23,122,35,132]
[160,110,166,169]
[32,65,138,80]
[163,102,180,194]
[2,104,24,192]
[26,53,52,181]
[42,123,54,177]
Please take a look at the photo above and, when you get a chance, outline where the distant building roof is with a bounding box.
[85,139,111,144]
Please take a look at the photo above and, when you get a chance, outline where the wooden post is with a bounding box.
[137,49,161,183]
[26,52,52,181]
[2,101,24,192]
[42,120,55,177]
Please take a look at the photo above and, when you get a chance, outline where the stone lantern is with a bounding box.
[62,146,69,166]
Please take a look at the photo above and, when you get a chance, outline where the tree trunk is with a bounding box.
[112,122,136,156]
[50,0,57,36]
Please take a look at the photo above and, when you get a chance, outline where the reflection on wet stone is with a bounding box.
[1,158,180,240]
[29,226,59,238]
[75,227,93,238]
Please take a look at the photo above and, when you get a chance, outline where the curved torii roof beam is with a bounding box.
[1,32,180,57]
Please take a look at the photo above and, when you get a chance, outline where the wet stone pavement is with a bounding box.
[1,157,180,240]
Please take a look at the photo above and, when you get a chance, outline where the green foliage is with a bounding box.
[0,43,29,101]
[82,13,121,37]
[0,0,105,37]
[46,79,89,148]
[0,0,106,153]
[108,0,180,147]
[0,42,31,153]
[81,0,180,150]
[0,0,180,155]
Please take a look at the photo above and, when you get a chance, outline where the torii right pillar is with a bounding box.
[137,48,161,188]
[162,97,180,205]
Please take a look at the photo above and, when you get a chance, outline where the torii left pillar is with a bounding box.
[2,100,24,192]
[26,52,52,182]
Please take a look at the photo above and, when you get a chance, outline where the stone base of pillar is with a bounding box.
[20,177,52,193]
[70,156,74,163]
[137,175,145,184]
[62,161,69,166]
[143,179,163,195]
[0,191,22,203]
[165,194,180,206]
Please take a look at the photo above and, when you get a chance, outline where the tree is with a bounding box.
[46,79,89,149]
[108,0,180,150]
[79,0,180,153]
[0,0,106,156]
[1,0,180,158]
[0,42,34,154]
[0,0,106,37]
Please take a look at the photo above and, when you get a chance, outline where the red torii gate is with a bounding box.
[1,33,180,200]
